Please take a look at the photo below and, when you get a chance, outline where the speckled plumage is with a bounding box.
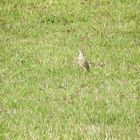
[77,50,90,71]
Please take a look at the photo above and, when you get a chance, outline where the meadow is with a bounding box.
[0,0,140,139]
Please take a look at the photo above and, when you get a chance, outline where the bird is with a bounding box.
[76,50,90,72]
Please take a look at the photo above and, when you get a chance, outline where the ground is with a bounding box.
[0,0,140,139]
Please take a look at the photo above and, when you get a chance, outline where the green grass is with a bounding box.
[0,0,140,139]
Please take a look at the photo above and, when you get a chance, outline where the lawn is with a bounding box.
[0,0,140,139]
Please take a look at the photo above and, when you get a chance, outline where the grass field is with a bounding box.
[0,0,140,139]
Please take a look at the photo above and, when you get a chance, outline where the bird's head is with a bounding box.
[78,49,84,57]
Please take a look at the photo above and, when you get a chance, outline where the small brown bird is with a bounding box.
[77,50,90,72]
